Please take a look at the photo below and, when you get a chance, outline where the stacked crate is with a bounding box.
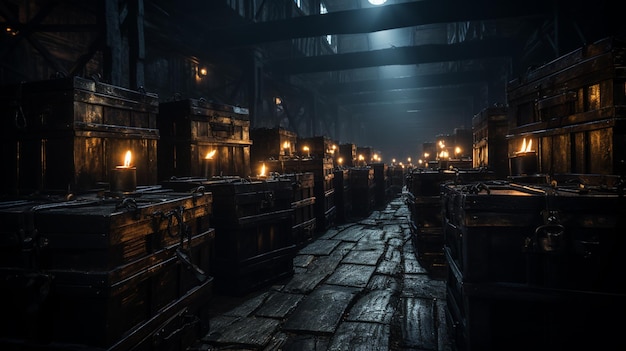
[157,98,252,180]
[250,127,298,172]
[506,35,626,177]
[441,180,626,350]
[282,157,336,231]
[161,177,295,296]
[349,167,375,217]
[0,190,214,350]
[388,165,405,196]
[472,106,509,177]
[276,172,317,248]
[338,143,356,167]
[0,76,159,197]
[371,162,390,207]
[333,168,352,223]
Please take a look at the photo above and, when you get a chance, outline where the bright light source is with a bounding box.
[368,0,387,5]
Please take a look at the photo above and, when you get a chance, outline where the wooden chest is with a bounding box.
[0,190,214,349]
[250,127,298,164]
[160,177,296,295]
[333,169,352,223]
[371,162,390,206]
[276,172,316,247]
[282,158,336,231]
[297,136,336,160]
[157,98,252,180]
[0,189,213,271]
[338,143,356,167]
[442,180,626,350]
[472,106,509,177]
[0,77,160,196]
[349,167,375,217]
[506,36,626,176]
[389,165,405,195]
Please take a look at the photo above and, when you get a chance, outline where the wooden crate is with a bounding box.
[160,177,296,295]
[0,77,160,196]
[442,180,626,350]
[250,127,298,164]
[472,106,509,177]
[371,162,390,206]
[297,135,336,160]
[338,143,356,167]
[157,98,252,180]
[349,167,375,217]
[0,190,213,271]
[0,190,214,349]
[333,169,352,223]
[282,158,336,231]
[506,36,626,176]
[276,172,316,247]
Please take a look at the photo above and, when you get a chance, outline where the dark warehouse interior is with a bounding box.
[1,1,625,350]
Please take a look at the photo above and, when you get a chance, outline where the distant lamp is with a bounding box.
[368,0,387,5]
[275,97,282,105]
[197,66,208,78]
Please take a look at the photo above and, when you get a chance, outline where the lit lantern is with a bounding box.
[283,141,291,156]
[111,150,137,193]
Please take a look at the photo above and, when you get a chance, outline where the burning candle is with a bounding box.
[258,163,267,178]
[111,150,137,193]
[303,146,310,158]
[283,141,290,156]
[203,149,217,178]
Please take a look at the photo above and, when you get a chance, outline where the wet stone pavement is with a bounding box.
[193,194,454,351]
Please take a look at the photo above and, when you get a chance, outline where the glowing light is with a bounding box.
[518,138,533,153]
[368,0,387,5]
[205,150,216,159]
[123,150,132,167]
[259,163,266,176]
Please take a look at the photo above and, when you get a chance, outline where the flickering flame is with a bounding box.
[303,146,309,152]
[518,138,533,153]
[358,154,364,161]
[259,163,266,176]
[439,140,446,148]
[439,150,449,159]
[455,147,461,156]
[205,149,216,159]
[337,157,344,165]
[123,150,132,167]
[283,141,290,149]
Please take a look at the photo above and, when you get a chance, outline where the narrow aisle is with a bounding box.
[194,193,453,351]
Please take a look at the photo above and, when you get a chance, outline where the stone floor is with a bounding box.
[191,192,455,351]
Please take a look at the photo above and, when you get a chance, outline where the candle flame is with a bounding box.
[123,150,132,167]
[260,163,266,176]
[205,149,216,159]
[519,138,533,153]
[283,141,290,149]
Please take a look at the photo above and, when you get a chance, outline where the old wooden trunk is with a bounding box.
[0,189,214,350]
[281,158,336,231]
[249,127,298,165]
[506,35,626,176]
[157,98,252,180]
[161,177,296,296]
[338,143,356,167]
[275,172,317,248]
[333,169,352,223]
[371,162,390,207]
[442,180,626,350]
[297,136,336,160]
[0,77,160,197]
[472,106,509,177]
[349,167,375,218]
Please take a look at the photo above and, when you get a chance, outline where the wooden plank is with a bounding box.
[255,291,305,319]
[203,316,280,348]
[396,297,437,350]
[346,289,396,324]
[297,238,341,255]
